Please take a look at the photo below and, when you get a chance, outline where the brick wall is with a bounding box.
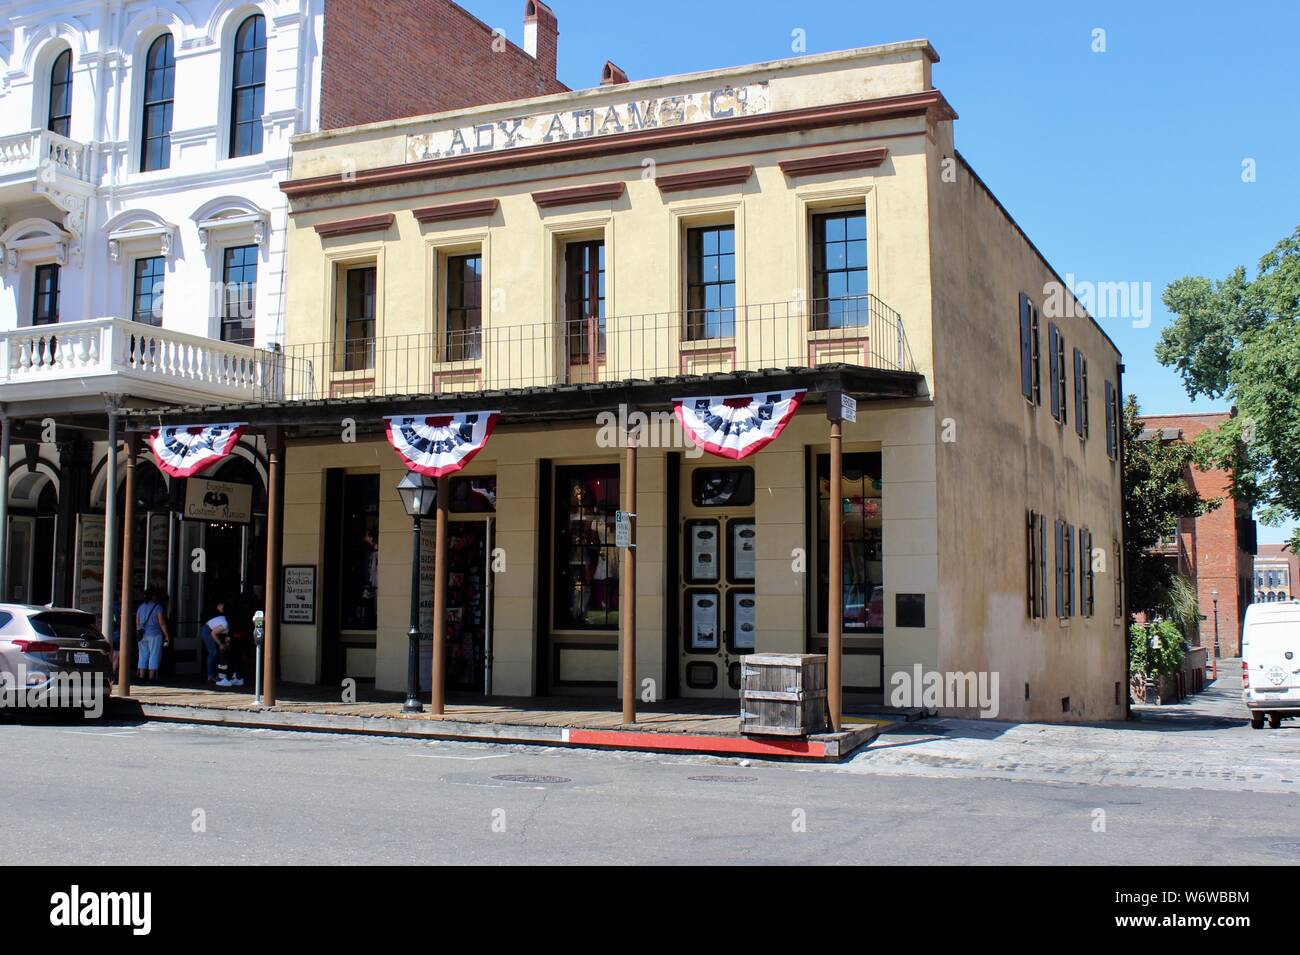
[1141,412,1255,656]
[321,0,568,131]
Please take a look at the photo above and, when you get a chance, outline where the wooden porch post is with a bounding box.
[827,417,844,731]
[621,428,637,725]
[430,474,449,716]
[262,427,284,707]
[101,409,118,642]
[116,433,139,697]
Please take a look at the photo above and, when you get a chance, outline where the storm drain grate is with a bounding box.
[688,775,758,783]
[492,774,572,784]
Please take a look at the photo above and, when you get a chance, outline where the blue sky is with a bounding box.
[470,0,1300,540]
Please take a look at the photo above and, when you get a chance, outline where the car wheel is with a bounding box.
[1250,715,1265,730]
[1269,714,1283,729]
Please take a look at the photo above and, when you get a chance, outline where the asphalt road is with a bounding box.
[2,715,1297,865]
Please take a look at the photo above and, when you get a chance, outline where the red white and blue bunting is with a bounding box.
[149,423,247,478]
[385,412,500,477]
[673,390,805,460]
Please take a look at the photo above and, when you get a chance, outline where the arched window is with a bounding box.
[140,34,175,172]
[229,15,266,158]
[48,49,73,137]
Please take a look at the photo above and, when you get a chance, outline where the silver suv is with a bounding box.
[0,604,113,713]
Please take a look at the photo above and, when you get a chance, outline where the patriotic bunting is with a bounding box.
[385,412,500,477]
[149,423,247,478]
[673,390,805,460]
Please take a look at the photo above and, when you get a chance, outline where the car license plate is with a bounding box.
[73,652,90,665]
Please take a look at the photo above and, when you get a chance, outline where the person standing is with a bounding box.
[135,588,170,683]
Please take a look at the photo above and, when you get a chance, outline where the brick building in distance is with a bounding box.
[1138,412,1257,657]
[1254,543,1297,603]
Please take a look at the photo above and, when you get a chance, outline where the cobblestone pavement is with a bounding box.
[838,664,1300,794]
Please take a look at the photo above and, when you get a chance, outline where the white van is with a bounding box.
[1241,600,1300,729]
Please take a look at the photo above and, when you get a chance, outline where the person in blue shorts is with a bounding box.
[135,588,171,683]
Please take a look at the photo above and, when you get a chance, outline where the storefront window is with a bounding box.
[340,474,379,630]
[554,464,619,630]
[448,475,496,513]
[817,451,883,634]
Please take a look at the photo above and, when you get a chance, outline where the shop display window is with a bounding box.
[340,474,379,630]
[553,464,620,630]
[817,451,883,634]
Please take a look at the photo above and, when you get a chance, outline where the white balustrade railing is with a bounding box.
[0,318,281,402]
[0,128,91,182]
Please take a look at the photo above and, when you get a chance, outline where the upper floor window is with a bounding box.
[685,224,734,340]
[1019,293,1041,405]
[229,15,267,158]
[132,256,165,326]
[811,210,867,329]
[1048,322,1067,425]
[564,239,605,367]
[1104,379,1119,460]
[140,34,175,172]
[1027,509,1046,619]
[221,245,258,345]
[445,253,482,362]
[1073,347,1089,439]
[342,264,376,371]
[48,49,73,137]
[33,264,60,326]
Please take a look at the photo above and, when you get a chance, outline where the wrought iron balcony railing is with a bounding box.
[276,294,916,402]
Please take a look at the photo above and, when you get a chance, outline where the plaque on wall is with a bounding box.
[729,520,756,582]
[730,591,757,650]
[282,565,316,625]
[688,591,719,650]
[687,520,719,583]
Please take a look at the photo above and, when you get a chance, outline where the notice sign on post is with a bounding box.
[615,510,633,548]
[840,394,858,423]
[282,565,316,625]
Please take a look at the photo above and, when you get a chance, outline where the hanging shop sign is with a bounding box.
[673,390,805,460]
[150,423,246,478]
[385,412,500,477]
[184,478,253,524]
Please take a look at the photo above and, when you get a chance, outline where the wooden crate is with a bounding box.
[740,653,829,736]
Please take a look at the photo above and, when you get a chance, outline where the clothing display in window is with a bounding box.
[817,451,884,633]
[554,465,620,629]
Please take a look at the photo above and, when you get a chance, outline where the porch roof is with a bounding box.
[120,363,927,435]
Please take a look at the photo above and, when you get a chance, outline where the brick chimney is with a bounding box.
[600,60,628,85]
[523,0,558,79]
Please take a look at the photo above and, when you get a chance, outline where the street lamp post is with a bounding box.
[1210,587,1220,679]
[396,471,438,714]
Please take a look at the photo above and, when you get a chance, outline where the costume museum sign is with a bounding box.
[406,83,771,162]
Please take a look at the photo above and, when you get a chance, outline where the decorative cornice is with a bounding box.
[282,89,954,202]
[778,147,889,177]
[531,182,625,208]
[313,213,394,238]
[655,164,753,194]
[411,198,499,224]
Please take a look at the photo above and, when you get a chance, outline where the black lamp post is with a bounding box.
[1210,587,1220,660]
[397,471,438,713]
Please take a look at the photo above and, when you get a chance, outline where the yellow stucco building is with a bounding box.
[137,39,1127,721]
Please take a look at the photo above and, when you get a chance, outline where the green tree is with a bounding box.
[1157,225,1300,548]
[1122,396,1215,619]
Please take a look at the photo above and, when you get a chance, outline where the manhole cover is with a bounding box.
[688,775,758,783]
[491,774,571,784]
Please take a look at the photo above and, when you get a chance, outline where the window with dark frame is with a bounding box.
[1064,521,1074,617]
[445,252,482,362]
[1019,293,1034,403]
[131,256,165,326]
[563,240,605,365]
[1074,348,1089,439]
[1048,322,1067,425]
[816,452,883,634]
[685,224,735,340]
[33,263,60,326]
[1080,526,1094,617]
[342,264,376,371]
[229,14,266,158]
[1027,509,1043,619]
[553,464,620,631]
[1105,379,1118,459]
[1055,519,1065,618]
[221,245,257,344]
[48,49,73,137]
[140,34,175,172]
[339,474,379,631]
[811,209,867,330]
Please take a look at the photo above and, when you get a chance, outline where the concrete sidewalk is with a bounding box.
[843,667,1300,793]
[105,682,893,761]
